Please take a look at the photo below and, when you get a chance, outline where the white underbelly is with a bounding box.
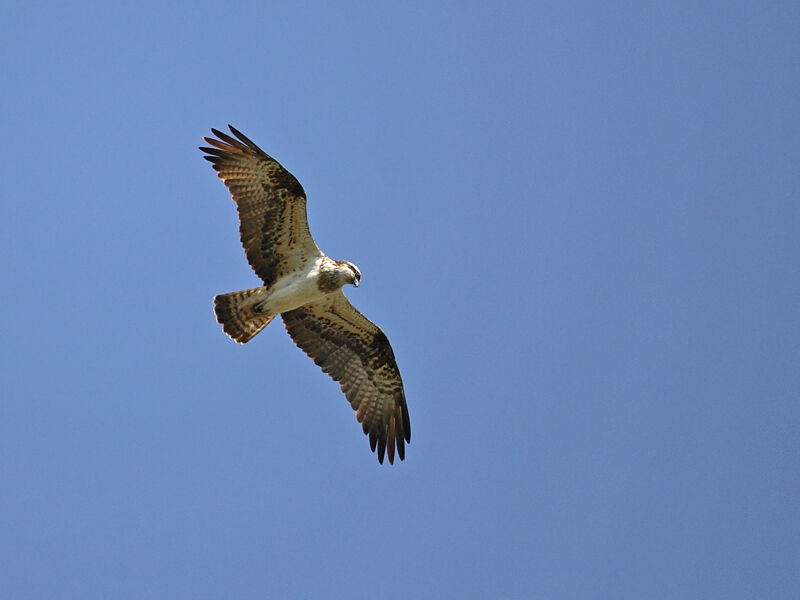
[264,273,327,314]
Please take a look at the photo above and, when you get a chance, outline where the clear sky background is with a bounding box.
[1,2,798,598]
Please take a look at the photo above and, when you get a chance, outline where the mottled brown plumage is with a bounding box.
[201,126,320,288]
[282,292,410,464]
[201,126,410,464]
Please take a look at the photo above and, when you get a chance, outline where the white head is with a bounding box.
[345,261,361,287]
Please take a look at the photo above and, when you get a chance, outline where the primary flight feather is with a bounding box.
[200,126,410,464]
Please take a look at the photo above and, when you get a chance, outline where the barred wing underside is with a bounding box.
[281,292,410,464]
[201,126,322,287]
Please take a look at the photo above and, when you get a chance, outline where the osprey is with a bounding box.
[201,126,410,464]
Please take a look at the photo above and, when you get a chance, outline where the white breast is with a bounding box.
[263,257,329,314]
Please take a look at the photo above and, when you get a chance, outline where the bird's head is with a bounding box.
[345,261,361,287]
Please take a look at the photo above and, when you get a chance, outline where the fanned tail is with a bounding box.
[213,287,275,343]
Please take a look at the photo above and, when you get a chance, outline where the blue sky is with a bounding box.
[1,1,798,598]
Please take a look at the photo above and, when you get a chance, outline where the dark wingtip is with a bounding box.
[227,125,262,152]
[228,124,245,138]
[377,439,386,464]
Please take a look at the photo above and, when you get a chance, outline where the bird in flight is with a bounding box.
[200,126,410,464]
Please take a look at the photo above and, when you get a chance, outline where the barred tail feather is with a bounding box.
[213,287,275,343]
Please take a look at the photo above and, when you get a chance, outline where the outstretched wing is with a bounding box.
[201,126,322,287]
[281,291,411,464]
